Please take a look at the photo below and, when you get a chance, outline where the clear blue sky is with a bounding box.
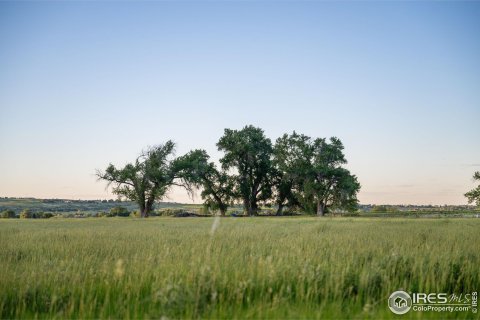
[0,1,479,205]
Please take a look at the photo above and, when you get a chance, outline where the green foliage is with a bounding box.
[0,218,478,319]
[465,171,480,207]
[0,198,140,217]
[0,209,16,219]
[96,211,108,217]
[272,132,309,215]
[95,127,361,217]
[35,212,54,219]
[217,125,274,216]
[19,209,34,219]
[273,132,360,216]
[109,206,130,217]
[173,149,234,216]
[97,141,189,217]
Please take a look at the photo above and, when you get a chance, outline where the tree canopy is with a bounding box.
[97,126,361,217]
[217,125,274,216]
[272,132,311,215]
[273,133,360,216]
[465,171,480,207]
[173,149,234,216]
[97,141,193,217]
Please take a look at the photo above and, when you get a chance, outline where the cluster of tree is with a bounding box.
[0,206,209,219]
[0,209,55,219]
[97,125,361,217]
[96,206,131,217]
[0,210,16,218]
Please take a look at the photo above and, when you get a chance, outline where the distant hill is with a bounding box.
[0,197,195,215]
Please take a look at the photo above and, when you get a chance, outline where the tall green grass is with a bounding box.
[0,218,478,319]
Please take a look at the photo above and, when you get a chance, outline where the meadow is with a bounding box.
[0,217,479,319]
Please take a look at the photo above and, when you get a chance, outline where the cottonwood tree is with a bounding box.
[307,137,360,216]
[173,149,234,216]
[217,125,273,216]
[465,171,480,206]
[272,132,310,215]
[274,133,360,216]
[97,141,193,218]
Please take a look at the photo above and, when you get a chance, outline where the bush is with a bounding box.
[96,211,109,217]
[148,210,160,217]
[110,206,130,217]
[0,209,16,218]
[36,212,54,219]
[20,209,35,219]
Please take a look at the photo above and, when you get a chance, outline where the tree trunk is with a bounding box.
[218,203,226,217]
[276,204,284,216]
[138,201,147,218]
[213,194,226,217]
[243,199,250,216]
[317,200,325,217]
[138,201,150,218]
[250,200,258,216]
[145,197,155,218]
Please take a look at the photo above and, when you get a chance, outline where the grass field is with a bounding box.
[0,217,479,319]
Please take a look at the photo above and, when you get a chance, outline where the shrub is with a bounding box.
[74,211,88,218]
[19,209,35,219]
[148,210,161,217]
[0,209,16,218]
[110,206,130,217]
[37,212,54,219]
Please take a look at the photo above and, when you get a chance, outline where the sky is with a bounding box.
[0,1,479,205]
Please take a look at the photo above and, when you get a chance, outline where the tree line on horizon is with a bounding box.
[97,125,361,217]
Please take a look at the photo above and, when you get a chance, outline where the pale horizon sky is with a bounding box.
[0,1,479,205]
